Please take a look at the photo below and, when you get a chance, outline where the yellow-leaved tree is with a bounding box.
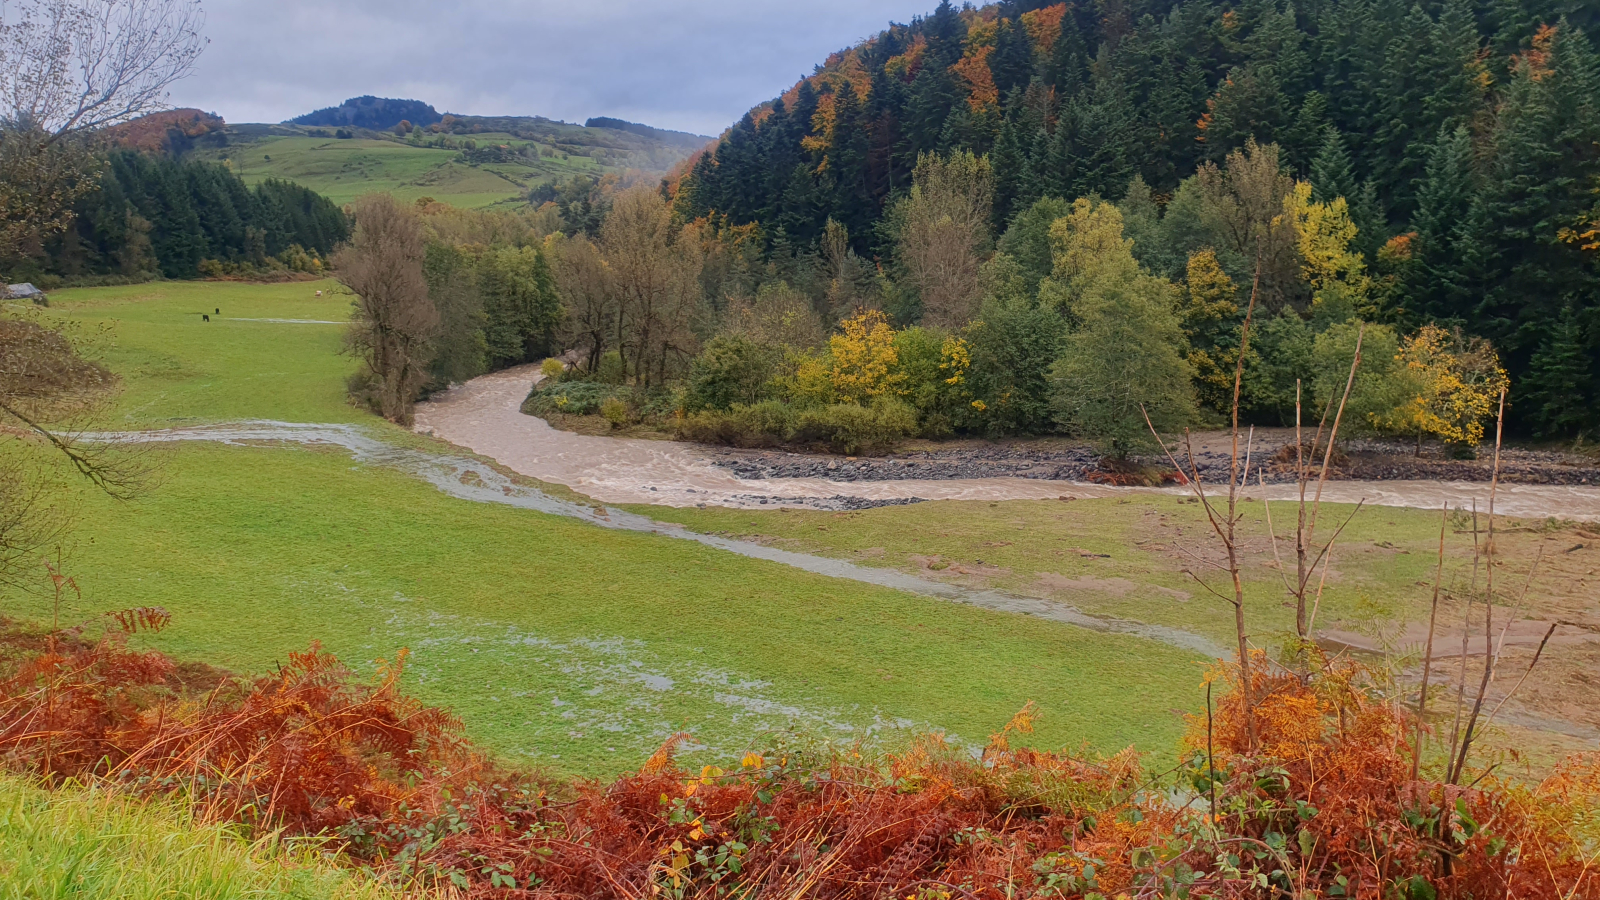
[1037,198,1140,316]
[820,309,905,404]
[1380,324,1510,453]
[1044,199,1195,456]
[1177,249,1243,415]
[1282,181,1374,320]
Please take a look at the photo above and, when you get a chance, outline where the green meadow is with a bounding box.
[45,279,355,424]
[11,281,1211,777]
[634,496,1471,653]
[202,135,607,208]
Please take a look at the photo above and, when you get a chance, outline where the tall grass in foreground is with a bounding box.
[0,774,405,900]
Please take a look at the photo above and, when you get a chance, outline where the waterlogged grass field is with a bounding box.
[27,442,1203,774]
[634,480,1600,763]
[11,281,1214,777]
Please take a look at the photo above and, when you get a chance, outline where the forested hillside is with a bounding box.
[670,0,1600,436]
[4,151,348,285]
[290,96,444,131]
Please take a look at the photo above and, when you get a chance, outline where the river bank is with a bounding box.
[414,365,1600,519]
[706,432,1600,486]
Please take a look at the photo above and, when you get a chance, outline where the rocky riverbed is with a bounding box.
[704,431,1600,487]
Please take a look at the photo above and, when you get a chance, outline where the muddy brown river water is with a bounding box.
[413,364,1600,522]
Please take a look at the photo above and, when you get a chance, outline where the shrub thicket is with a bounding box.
[676,397,917,454]
[523,380,622,417]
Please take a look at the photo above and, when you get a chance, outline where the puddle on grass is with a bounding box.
[224,318,346,325]
[273,576,952,763]
[104,420,1226,656]
[379,604,957,763]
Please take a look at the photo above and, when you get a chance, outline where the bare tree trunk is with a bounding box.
[1293,327,1365,644]
[1146,254,1263,749]
[1223,257,1261,748]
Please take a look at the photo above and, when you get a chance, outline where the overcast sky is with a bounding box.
[166,0,933,137]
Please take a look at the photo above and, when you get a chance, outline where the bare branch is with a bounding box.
[1450,388,1507,784]
[1413,504,1449,781]
[1478,622,1559,742]
[1291,325,1365,643]
[1490,544,1545,668]
[1257,481,1297,598]
[1181,568,1240,606]
[1,0,207,136]
[1302,499,1365,637]
[1168,539,1232,573]
[0,398,143,498]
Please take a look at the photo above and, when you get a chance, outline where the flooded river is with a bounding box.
[413,364,1600,522]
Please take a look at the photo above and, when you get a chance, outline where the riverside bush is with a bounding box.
[675,397,916,454]
[523,380,617,416]
[523,379,678,426]
[794,398,917,454]
[599,396,629,427]
[682,336,778,413]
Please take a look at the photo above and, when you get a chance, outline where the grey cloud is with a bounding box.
[169,0,933,136]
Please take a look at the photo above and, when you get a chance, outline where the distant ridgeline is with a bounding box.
[6,151,348,286]
[584,117,713,152]
[290,96,444,131]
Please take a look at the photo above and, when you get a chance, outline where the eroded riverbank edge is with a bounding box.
[413,365,1600,520]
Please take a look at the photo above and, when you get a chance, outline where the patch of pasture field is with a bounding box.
[44,279,357,424]
[201,136,606,208]
[631,498,1589,655]
[635,498,1600,760]
[27,442,1205,778]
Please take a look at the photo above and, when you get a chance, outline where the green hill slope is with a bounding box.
[195,115,710,209]
[209,134,605,208]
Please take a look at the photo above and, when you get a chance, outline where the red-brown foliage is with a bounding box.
[2,616,1596,899]
[0,617,487,834]
[1196,651,1600,899]
[103,109,225,154]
